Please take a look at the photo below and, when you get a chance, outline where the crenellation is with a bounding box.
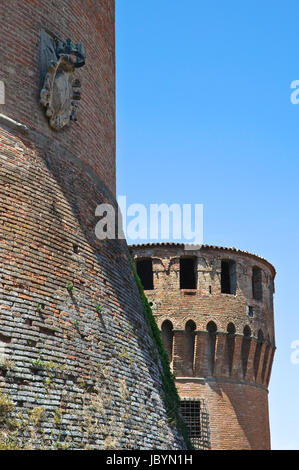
[130,243,276,450]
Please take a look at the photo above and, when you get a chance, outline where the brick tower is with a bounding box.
[0,1,187,449]
[130,243,276,450]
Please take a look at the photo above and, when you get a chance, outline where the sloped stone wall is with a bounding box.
[0,0,187,450]
[0,121,186,449]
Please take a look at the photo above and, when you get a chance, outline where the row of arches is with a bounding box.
[162,319,266,347]
[161,320,272,385]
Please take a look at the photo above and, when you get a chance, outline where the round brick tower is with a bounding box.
[130,243,276,450]
[0,1,187,450]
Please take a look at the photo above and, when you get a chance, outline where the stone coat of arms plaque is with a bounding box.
[40,31,86,131]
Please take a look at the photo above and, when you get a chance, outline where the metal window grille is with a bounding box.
[180,398,210,450]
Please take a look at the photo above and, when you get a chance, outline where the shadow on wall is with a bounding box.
[0,122,186,449]
[208,379,270,450]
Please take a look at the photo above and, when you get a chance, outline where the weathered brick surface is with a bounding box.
[131,243,276,450]
[0,1,187,450]
[176,380,270,450]
[0,0,115,193]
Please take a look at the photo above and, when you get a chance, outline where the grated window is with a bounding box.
[181,400,201,440]
[180,399,210,449]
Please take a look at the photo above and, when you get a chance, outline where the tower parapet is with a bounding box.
[130,243,276,450]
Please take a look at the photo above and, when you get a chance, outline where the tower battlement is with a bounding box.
[130,243,276,450]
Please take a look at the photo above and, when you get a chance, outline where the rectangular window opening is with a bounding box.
[247,305,254,317]
[221,260,236,294]
[252,267,262,301]
[180,400,201,444]
[136,259,154,290]
[180,257,197,290]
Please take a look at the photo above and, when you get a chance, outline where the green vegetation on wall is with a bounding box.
[131,259,193,450]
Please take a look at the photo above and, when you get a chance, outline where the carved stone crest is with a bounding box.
[40,31,86,130]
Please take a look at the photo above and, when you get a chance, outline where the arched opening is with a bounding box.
[254,329,264,380]
[161,320,174,363]
[227,323,236,335]
[226,323,236,376]
[184,320,196,376]
[252,266,262,301]
[243,325,251,338]
[241,325,251,378]
[207,321,217,334]
[206,321,217,376]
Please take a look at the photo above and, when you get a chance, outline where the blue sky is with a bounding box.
[115,0,299,449]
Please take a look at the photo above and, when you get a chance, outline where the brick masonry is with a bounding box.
[0,0,187,450]
[0,0,115,193]
[130,243,276,450]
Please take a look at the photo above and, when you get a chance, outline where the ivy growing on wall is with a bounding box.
[131,259,193,450]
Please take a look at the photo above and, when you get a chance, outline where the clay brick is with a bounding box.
[131,244,276,450]
[0,0,187,451]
